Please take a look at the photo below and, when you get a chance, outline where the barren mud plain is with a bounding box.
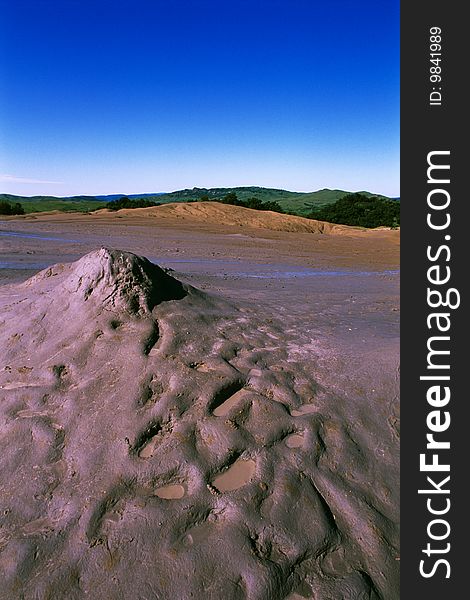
[0,204,399,599]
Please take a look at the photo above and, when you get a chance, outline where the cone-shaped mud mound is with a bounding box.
[25,247,187,314]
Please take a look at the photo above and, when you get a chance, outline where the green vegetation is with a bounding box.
[105,196,161,210]
[0,200,25,215]
[0,194,103,213]
[202,192,284,213]
[149,187,393,216]
[309,193,400,228]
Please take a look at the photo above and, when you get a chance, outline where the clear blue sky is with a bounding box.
[0,0,399,197]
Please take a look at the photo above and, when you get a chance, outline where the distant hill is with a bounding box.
[100,187,395,216]
[0,187,397,216]
[0,194,103,214]
[94,193,165,201]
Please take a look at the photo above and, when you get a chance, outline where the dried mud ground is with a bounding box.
[0,214,399,600]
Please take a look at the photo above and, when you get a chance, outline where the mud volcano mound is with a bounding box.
[25,247,188,314]
[0,249,398,599]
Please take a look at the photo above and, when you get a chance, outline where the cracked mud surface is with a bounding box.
[0,219,399,600]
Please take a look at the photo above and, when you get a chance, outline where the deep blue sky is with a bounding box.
[0,0,399,196]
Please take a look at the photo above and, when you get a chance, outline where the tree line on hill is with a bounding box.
[0,200,25,215]
[105,197,161,210]
[310,193,400,228]
[198,192,285,213]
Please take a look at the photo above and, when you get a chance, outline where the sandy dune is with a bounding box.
[103,201,357,234]
[0,248,399,599]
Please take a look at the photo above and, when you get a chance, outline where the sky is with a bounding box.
[0,0,400,197]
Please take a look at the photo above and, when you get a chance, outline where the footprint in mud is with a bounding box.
[284,433,305,448]
[208,380,245,415]
[212,458,256,492]
[290,404,317,417]
[155,484,186,500]
[138,435,159,458]
[212,388,251,417]
[132,421,162,458]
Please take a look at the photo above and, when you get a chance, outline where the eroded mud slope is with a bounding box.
[0,249,399,599]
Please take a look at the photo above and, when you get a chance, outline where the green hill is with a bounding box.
[0,194,103,214]
[126,187,393,216]
[0,188,396,217]
[280,188,392,215]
